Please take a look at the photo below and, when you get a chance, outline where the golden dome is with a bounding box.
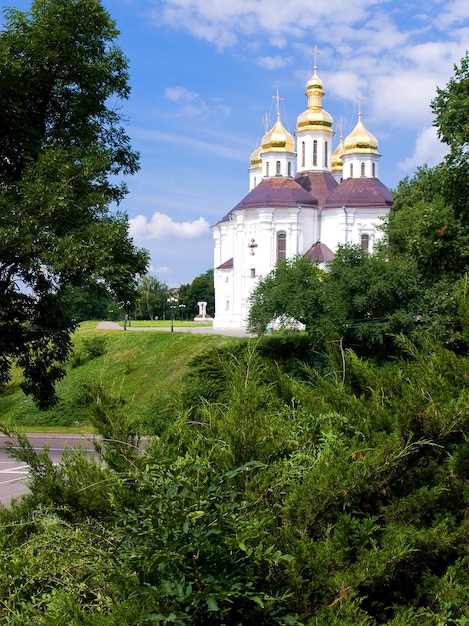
[331,139,344,170]
[306,69,323,91]
[343,115,379,154]
[297,106,333,130]
[250,144,262,166]
[261,114,295,153]
[296,68,333,131]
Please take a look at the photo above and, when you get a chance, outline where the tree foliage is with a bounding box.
[248,255,326,335]
[247,249,425,359]
[0,0,148,407]
[432,51,469,169]
[179,269,215,319]
[134,275,169,320]
[2,338,469,624]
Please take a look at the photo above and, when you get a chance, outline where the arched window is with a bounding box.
[266,161,269,177]
[276,160,281,175]
[350,163,353,178]
[313,140,317,166]
[372,162,376,177]
[288,162,291,177]
[301,142,305,167]
[361,162,365,176]
[277,232,286,260]
[361,233,369,253]
[253,176,257,187]
[324,141,328,167]
[251,268,256,278]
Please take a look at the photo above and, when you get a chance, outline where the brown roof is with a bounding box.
[295,171,338,204]
[217,258,233,270]
[305,241,335,263]
[322,177,393,209]
[222,177,318,221]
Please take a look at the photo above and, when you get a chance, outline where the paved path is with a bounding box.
[0,433,97,506]
[96,321,254,337]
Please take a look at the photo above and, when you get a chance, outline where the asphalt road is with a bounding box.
[0,433,97,506]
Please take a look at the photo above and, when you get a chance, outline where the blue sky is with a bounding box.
[3,0,469,287]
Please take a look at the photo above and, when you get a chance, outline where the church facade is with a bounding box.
[211,67,393,329]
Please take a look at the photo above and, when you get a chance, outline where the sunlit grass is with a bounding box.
[0,322,241,432]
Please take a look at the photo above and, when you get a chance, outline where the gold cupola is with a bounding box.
[250,144,262,166]
[261,113,295,153]
[296,67,333,131]
[331,138,344,171]
[343,113,379,155]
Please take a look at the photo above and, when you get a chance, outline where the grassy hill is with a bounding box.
[0,322,242,432]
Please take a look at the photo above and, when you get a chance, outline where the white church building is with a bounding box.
[211,67,393,329]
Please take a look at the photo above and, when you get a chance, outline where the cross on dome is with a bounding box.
[313,44,320,72]
[273,89,284,117]
[356,92,364,119]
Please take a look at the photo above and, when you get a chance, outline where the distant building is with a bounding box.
[211,67,393,329]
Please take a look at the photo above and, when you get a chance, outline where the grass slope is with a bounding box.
[0,322,241,432]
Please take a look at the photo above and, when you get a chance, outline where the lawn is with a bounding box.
[0,322,242,433]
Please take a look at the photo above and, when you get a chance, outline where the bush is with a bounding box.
[81,335,108,359]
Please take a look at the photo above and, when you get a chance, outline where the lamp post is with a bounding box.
[167,296,178,332]
[178,303,186,322]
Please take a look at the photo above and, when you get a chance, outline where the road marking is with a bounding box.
[0,466,29,474]
[0,477,28,485]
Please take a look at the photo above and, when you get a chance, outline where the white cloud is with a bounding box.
[256,55,294,70]
[437,0,469,28]
[165,85,209,116]
[129,212,211,241]
[152,265,172,276]
[152,0,379,49]
[150,0,469,131]
[398,126,449,173]
[165,86,199,102]
[163,85,232,119]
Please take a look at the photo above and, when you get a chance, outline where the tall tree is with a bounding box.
[183,269,215,318]
[431,51,469,222]
[432,52,469,168]
[134,275,169,320]
[247,255,327,335]
[0,0,148,408]
[61,286,111,322]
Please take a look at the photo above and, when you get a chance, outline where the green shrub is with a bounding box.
[81,335,108,359]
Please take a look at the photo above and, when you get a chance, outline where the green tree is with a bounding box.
[0,0,148,408]
[183,269,215,318]
[432,51,469,172]
[248,255,326,335]
[61,285,111,321]
[248,248,423,360]
[134,275,169,320]
[386,166,469,283]
[422,50,469,227]
[324,244,424,359]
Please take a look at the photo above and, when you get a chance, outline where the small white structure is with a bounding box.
[211,67,393,329]
[194,301,213,322]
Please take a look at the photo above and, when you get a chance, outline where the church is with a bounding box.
[211,66,393,329]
